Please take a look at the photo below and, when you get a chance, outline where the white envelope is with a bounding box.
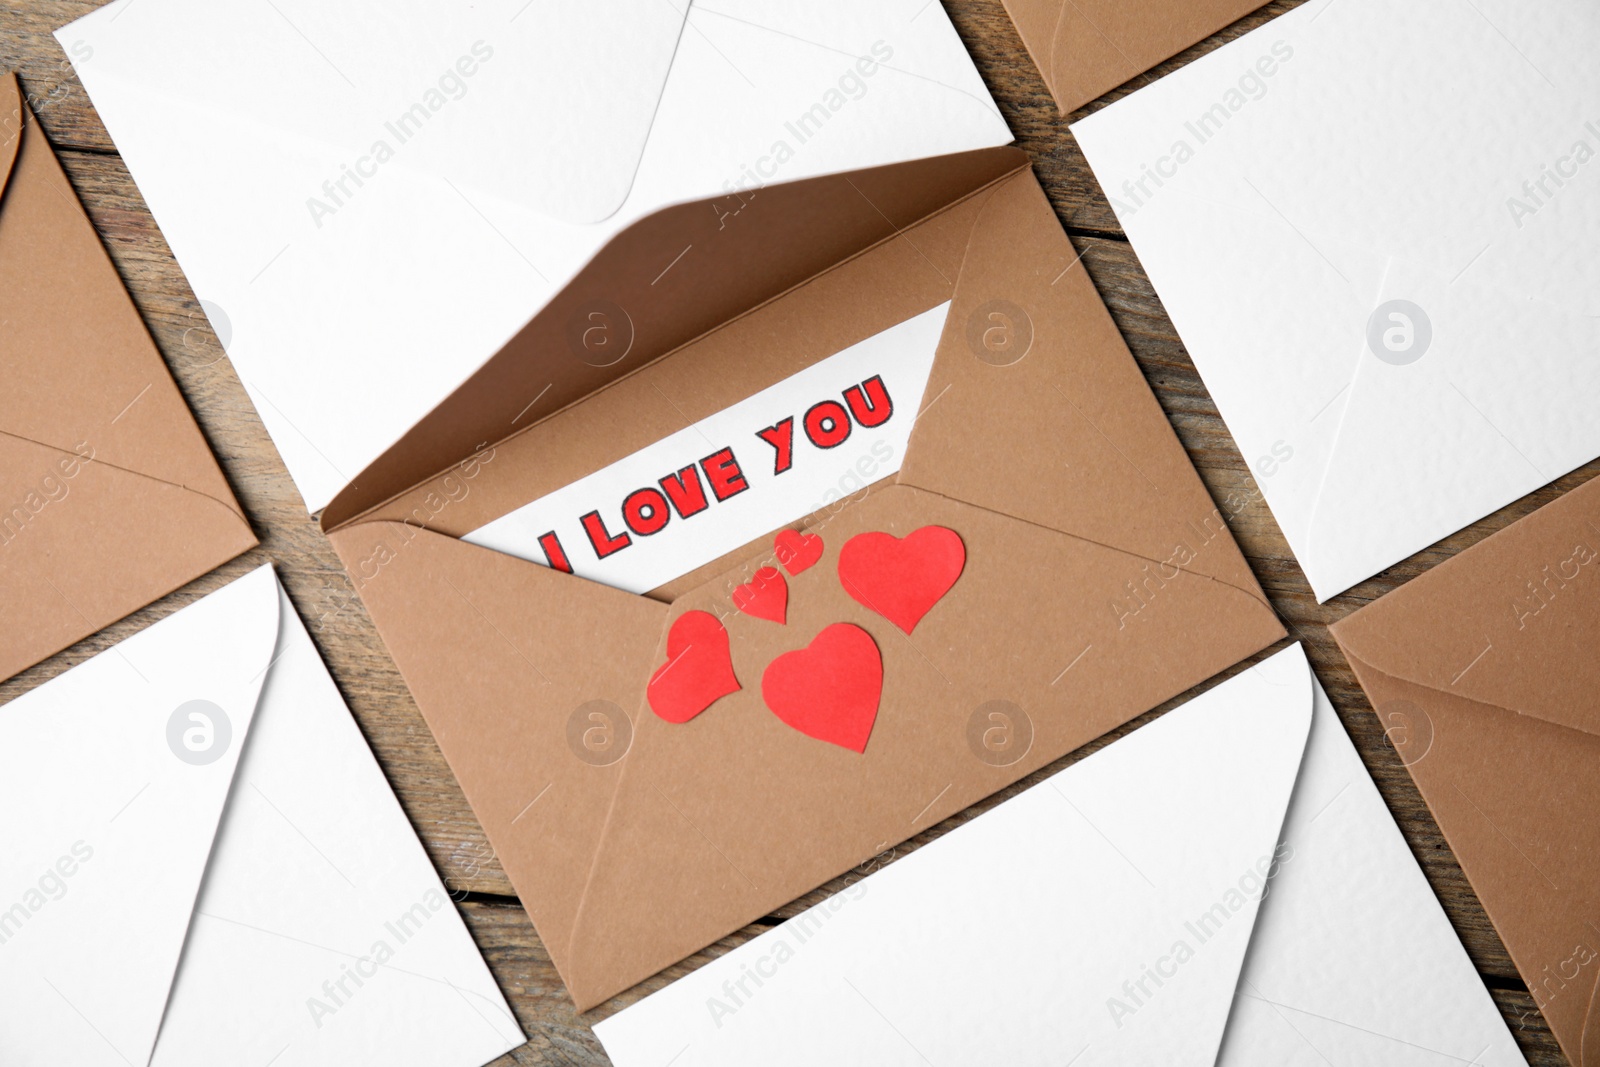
[593,645,1524,1066]
[56,0,1012,513]
[0,565,523,1067]
[1070,0,1600,600]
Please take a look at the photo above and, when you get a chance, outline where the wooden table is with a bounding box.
[3,1,1587,1062]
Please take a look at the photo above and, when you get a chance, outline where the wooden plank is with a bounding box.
[2,1,1586,1062]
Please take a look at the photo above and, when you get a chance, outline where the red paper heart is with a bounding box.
[732,566,788,624]
[761,623,882,753]
[648,611,740,724]
[837,526,966,635]
[774,529,824,575]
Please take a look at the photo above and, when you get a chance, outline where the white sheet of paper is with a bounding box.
[0,566,522,1067]
[59,0,1011,513]
[593,645,1525,1067]
[463,302,947,593]
[1070,0,1600,600]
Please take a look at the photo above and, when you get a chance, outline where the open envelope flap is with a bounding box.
[321,147,1030,531]
[0,565,277,1067]
[1000,0,1266,115]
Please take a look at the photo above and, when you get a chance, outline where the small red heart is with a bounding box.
[647,611,740,724]
[837,526,965,635]
[732,566,788,624]
[774,529,824,575]
[761,624,882,753]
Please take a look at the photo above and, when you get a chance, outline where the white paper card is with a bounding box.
[464,302,947,593]
[1071,0,1600,600]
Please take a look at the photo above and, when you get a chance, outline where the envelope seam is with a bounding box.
[895,481,1277,614]
[0,426,253,529]
[1337,643,1533,723]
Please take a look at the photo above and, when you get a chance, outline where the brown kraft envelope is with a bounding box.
[1332,476,1600,1067]
[321,146,1286,1009]
[0,73,255,682]
[1000,0,1268,115]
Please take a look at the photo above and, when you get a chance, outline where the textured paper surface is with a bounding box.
[1072,0,1600,599]
[0,567,521,1067]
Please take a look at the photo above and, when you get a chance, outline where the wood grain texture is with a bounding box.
[1,1,1587,1063]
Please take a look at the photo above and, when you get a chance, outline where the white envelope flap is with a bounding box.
[65,0,688,225]
[634,0,1009,199]
[594,646,1312,1067]
[1302,257,1600,598]
[150,571,522,1066]
[1220,671,1526,1065]
[0,565,279,1067]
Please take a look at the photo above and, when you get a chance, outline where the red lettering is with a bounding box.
[843,375,893,428]
[581,511,632,558]
[659,464,710,518]
[804,400,852,449]
[623,487,671,536]
[538,531,573,573]
[756,417,795,475]
[701,447,749,502]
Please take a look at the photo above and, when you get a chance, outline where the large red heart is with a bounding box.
[732,566,788,624]
[837,526,965,634]
[774,529,824,575]
[647,611,740,724]
[761,624,882,753]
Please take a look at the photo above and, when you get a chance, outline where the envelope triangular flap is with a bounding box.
[898,168,1271,611]
[1331,475,1600,738]
[0,80,255,681]
[0,565,278,1067]
[321,147,1031,532]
